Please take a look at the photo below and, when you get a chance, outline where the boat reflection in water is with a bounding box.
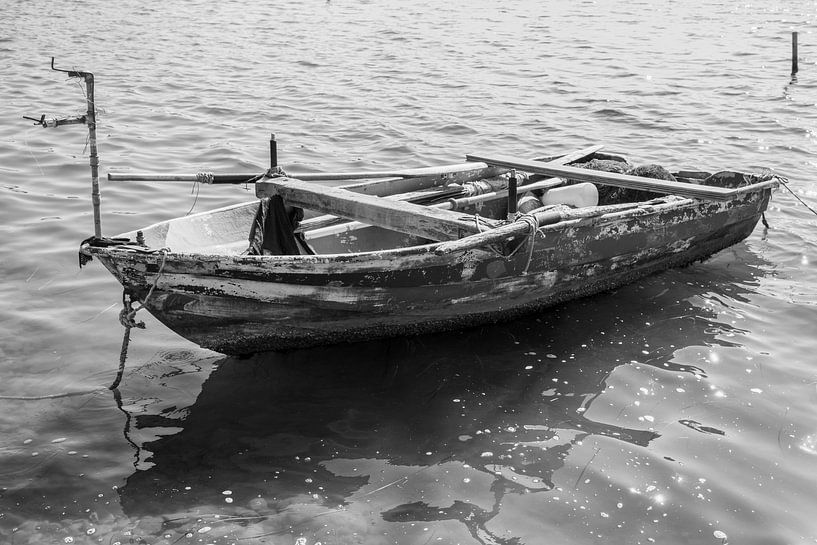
[115,247,763,544]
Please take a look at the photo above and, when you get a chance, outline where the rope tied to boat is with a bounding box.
[111,249,168,389]
[195,171,215,184]
[776,175,817,218]
[265,165,288,178]
[128,249,168,321]
[517,213,547,275]
[471,212,545,273]
[471,211,502,233]
[119,292,146,330]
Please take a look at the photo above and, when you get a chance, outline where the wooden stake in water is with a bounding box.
[792,32,799,75]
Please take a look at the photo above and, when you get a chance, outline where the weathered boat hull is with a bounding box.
[89,189,771,354]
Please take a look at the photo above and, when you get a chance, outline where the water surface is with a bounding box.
[1,1,816,544]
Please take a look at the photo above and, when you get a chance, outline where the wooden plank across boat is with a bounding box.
[82,145,778,354]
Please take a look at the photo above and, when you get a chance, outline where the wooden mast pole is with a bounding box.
[84,68,101,238]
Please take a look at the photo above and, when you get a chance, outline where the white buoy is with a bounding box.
[540,183,599,208]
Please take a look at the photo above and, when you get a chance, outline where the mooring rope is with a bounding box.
[186,173,211,216]
[777,176,817,217]
[116,249,168,328]
[144,250,169,303]
[110,293,143,390]
[110,250,168,390]
[22,126,45,176]
[185,180,201,216]
[518,214,545,275]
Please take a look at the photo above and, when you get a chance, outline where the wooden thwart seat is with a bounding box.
[265,177,496,241]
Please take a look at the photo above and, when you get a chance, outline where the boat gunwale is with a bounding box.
[82,186,773,269]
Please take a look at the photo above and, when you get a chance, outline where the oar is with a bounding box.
[106,148,603,184]
[302,175,567,239]
[108,162,503,184]
[464,154,775,201]
[301,145,605,239]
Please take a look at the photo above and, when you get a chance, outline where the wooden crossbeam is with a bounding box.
[465,154,739,201]
[295,144,606,237]
[268,178,492,241]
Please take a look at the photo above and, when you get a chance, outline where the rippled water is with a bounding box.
[1,0,816,543]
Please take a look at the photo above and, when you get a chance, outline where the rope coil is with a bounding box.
[265,166,288,178]
[195,171,215,184]
[516,214,546,275]
[467,212,547,274]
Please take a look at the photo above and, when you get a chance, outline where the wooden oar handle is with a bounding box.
[107,172,260,183]
[105,145,606,185]
[107,163,504,184]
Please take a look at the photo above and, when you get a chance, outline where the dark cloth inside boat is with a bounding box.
[247,196,314,256]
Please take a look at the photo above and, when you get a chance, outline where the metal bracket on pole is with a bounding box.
[24,57,102,238]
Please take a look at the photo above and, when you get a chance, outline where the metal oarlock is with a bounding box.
[507,169,518,221]
[25,57,102,238]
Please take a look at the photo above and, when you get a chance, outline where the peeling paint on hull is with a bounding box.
[87,189,772,355]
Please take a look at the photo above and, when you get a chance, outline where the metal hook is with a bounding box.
[51,56,91,79]
[22,114,47,127]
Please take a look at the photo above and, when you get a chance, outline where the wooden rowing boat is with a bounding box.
[81,146,778,354]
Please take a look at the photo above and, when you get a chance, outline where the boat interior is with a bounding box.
[127,151,727,257]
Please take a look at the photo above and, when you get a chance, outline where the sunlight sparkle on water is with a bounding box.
[2,2,816,544]
[799,434,817,455]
